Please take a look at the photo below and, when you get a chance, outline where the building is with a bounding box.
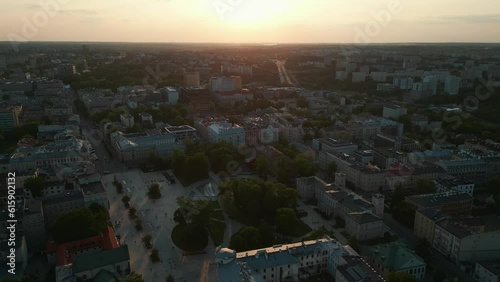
[345,211,384,241]
[22,199,46,252]
[444,76,461,95]
[184,72,200,87]
[296,176,332,202]
[312,139,358,155]
[42,190,85,229]
[336,255,386,282]
[369,243,426,280]
[120,114,134,128]
[164,124,198,142]
[433,218,500,264]
[180,87,215,113]
[80,181,109,209]
[161,87,179,105]
[45,103,73,116]
[0,236,28,280]
[215,239,344,282]
[37,124,80,141]
[413,208,448,243]
[57,64,76,77]
[382,105,407,120]
[474,261,500,282]
[210,76,242,93]
[207,121,245,147]
[34,79,65,98]
[405,191,473,216]
[9,137,95,173]
[109,130,185,163]
[139,113,153,125]
[0,106,22,132]
[213,89,254,106]
[221,63,253,76]
[435,175,474,197]
[436,159,487,187]
[72,245,130,281]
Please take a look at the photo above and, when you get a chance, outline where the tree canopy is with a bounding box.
[50,206,109,243]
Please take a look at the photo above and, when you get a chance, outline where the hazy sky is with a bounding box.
[1,0,500,43]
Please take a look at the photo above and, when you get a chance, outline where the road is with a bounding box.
[274,59,295,86]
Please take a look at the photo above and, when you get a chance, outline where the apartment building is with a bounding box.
[215,239,344,282]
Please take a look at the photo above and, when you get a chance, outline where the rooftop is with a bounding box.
[347,212,382,225]
[337,255,386,282]
[406,191,473,209]
[72,244,130,273]
[369,243,426,271]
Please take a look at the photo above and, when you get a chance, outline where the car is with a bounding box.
[103,171,109,174]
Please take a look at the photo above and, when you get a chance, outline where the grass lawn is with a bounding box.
[171,223,208,251]
[208,219,226,246]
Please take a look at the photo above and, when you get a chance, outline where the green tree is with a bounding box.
[142,234,152,245]
[24,177,45,198]
[165,274,175,282]
[348,237,361,253]
[50,208,109,243]
[121,195,131,206]
[432,267,447,282]
[327,162,337,178]
[129,207,137,219]
[255,156,269,179]
[150,248,160,262]
[294,154,317,177]
[230,226,264,252]
[488,177,500,198]
[135,219,143,231]
[121,272,145,282]
[148,183,161,199]
[387,272,417,282]
[391,184,406,209]
[415,238,431,263]
[416,179,436,195]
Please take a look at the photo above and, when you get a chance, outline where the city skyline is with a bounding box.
[2,0,500,44]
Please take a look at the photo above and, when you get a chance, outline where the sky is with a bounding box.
[1,0,500,43]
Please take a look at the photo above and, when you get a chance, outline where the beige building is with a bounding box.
[345,211,384,241]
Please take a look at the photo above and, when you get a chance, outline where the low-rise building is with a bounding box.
[215,239,344,282]
[474,261,500,282]
[120,114,134,128]
[207,121,245,147]
[405,191,473,216]
[345,211,384,241]
[110,130,185,163]
[369,243,426,280]
[435,175,474,197]
[42,190,85,229]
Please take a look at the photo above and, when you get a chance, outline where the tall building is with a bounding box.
[184,72,200,87]
[209,76,242,93]
[0,106,22,132]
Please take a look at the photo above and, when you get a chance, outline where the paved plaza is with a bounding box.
[102,170,218,282]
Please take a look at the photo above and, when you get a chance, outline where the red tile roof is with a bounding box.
[48,227,119,266]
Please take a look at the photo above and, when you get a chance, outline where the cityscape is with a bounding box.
[1,1,500,282]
